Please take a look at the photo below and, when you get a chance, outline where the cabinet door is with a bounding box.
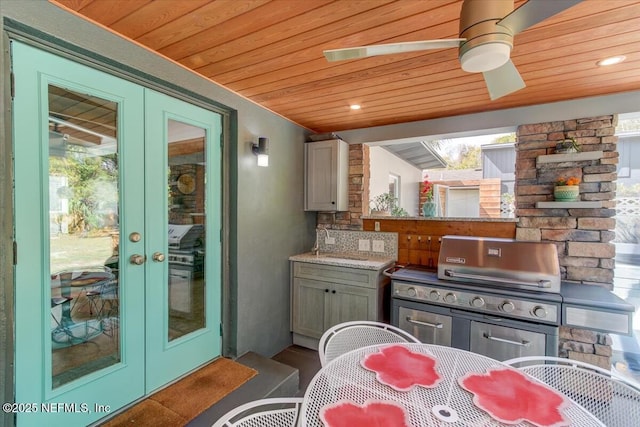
[398,306,452,346]
[292,278,330,338]
[470,321,546,361]
[328,284,377,328]
[304,140,348,211]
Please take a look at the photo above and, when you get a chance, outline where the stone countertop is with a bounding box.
[289,252,396,271]
[561,281,635,312]
[362,216,518,222]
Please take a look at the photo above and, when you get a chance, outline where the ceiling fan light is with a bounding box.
[460,42,511,73]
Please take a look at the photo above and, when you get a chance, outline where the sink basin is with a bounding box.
[318,253,369,261]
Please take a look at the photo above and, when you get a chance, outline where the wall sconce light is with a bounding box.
[251,137,269,167]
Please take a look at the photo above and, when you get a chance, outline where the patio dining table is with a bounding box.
[300,343,605,426]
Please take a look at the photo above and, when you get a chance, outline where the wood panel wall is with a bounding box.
[363,219,516,269]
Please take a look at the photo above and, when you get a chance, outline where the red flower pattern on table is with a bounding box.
[320,400,412,427]
[459,368,570,427]
[360,344,442,391]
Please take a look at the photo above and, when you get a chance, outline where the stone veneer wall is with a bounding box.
[318,143,370,230]
[515,115,618,369]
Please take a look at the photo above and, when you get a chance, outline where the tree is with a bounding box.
[49,149,119,234]
[442,145,481,170]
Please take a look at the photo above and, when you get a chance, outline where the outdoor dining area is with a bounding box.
[50,266,119,348]
[213,321,640,427]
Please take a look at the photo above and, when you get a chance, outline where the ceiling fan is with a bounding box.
[323,0,582,100]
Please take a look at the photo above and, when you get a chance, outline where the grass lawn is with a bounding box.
[50,234,115,273]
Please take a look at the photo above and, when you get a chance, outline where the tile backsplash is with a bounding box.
[315,229,398,259]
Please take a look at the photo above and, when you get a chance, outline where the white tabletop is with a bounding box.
[301,343,604,426]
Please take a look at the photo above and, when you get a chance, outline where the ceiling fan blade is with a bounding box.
[482,59,525,100]
[323,39,464,62]
[497,0,582,34]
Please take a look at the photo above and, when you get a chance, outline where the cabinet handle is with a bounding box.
[325,289,329,293]
[332,290,336,294]
[406,317,443,329]
[483,333,531,347]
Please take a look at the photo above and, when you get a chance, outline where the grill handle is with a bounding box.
[444,269,551,289]
[483,332,531,347]
[405,317,443,329]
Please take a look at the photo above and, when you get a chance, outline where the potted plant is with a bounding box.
[370,192,397,216]
[421,176,436,217]
[555,136,581,154]
[554,176,581,201]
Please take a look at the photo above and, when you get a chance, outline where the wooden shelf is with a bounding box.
[536,201,602,209]
[537,151,603,164]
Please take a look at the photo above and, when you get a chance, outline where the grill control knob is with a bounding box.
[501,301,516,313]
[532,306,548,318]
[407,287,417,297]
[429,290,440,301]
[471,297,485,308]
[444,293,457,303]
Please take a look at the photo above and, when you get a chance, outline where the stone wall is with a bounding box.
[515,115,618,369]
[318,143,369,230]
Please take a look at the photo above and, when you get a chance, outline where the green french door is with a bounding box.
[12,41,222,426]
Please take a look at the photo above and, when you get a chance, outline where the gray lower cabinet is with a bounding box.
[291,261,389,349]
[469,321,546,361]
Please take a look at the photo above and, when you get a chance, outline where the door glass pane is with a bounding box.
[48,85,120,387]
[167,120,206,340]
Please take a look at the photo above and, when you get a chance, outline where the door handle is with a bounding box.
[130,254,146,265]
[152,252,165,262]
[483,333,530,347]
[406,317,443,329]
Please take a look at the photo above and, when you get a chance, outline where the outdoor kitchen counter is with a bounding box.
[289,252,395,270]
[561,281,635,336]
[362,216,518,222]
[290,253,396,349]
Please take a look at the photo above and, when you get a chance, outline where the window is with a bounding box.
[389,173,400,202]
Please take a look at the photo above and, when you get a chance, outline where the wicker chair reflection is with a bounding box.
[504,356,640,427]
[318,320,421,367]
[211,397,303,427]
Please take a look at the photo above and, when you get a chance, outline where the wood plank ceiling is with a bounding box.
[51,0,640,134]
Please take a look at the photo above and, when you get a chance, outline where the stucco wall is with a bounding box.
[369,146,422,215]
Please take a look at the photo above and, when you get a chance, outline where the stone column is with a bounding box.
[515,115,618,368]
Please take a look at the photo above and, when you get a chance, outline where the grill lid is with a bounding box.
[437,236,561,293]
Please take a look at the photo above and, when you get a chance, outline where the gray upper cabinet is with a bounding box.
[304,139,348,211]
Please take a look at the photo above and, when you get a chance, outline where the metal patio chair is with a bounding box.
[318,320,421,367]
[504,355,640,427]
[50,266,114,347]
[211,397,304,427]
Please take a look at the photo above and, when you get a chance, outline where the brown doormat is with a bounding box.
[101,358,257,426]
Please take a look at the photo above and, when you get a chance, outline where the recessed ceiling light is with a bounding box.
[350,104,361,110]
[597,55,626,66]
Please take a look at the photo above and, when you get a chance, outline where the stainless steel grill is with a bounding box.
[437,236,561,293]
[391,236,564,361]
[390,235,634,361]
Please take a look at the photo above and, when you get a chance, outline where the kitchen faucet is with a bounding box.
[312,226,330,255]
